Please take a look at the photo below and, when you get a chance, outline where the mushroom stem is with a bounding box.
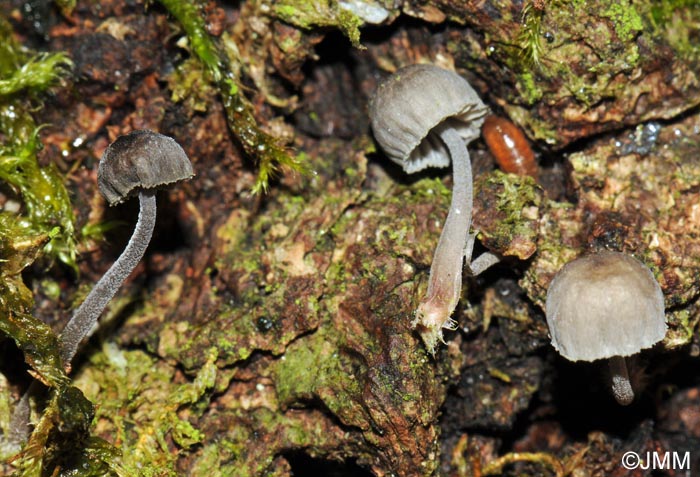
[59,190,157,368]
[7,385,33,448]
[609,355,634,406]
[466,233,501,275]
[414,126,473,349]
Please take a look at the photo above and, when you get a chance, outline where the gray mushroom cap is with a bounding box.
[369,64,488,174]
[545,251,667,362]
[98,130,194,205]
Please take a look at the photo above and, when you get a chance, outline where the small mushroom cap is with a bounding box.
[545,251,666,362]
[98,130,194,205]
[369,64,488,174]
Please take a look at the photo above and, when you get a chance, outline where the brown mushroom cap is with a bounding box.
[369,64,488,174]
[545,251,666,362]
[98,130,194,205]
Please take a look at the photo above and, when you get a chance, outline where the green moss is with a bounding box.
[516,71,544,105]
[191,406,357,477]
[501,106,555,145]
[0,52,71,96]
[0,176,114,475]
[491,170,540,239]
[645,1,700,62]
[189,444,223,475]
[273,0,363,48]
[11,393,121,477]
[0,16,79,272]
[74,346,218,476]
[0,118,80,271]
[601,2,643,42]
[157,0,223,81]
[0,18,110,471]
[159,0,306,194]
[517,1,545,67]
[665,308,700,348]
[491,0,647,121]
[167,57,216,112]
[0,272,68,389]
[0,16,72,89]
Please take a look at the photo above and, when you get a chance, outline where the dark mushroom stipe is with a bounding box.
[60,130,193,366]
[58,190,156,365]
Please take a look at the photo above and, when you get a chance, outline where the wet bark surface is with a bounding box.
[1,1,699,476]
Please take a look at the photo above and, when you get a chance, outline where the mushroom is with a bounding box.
[7,130,193,447]
[58,130,193,368]
[545,250,667,405]
[369,64,495,352]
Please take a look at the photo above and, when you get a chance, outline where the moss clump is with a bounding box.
[159,0,305,193]
[220,77,306,194]
[517,1,547,67]
[0,16,78,272]
[272,0,364,48]
[0,52,72,96]
[0,14,125,476]
[645,1,700,63]
[0,113,80,271]
[74,345,219,476]
[0,10,74,421]
[473,170,542,260]
[0,215,67,390]
[601,2,643,42]
[166,57,217,113]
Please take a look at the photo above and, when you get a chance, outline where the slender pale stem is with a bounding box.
[59,190,157,368]
[414,126,473,351]
[6,386,32,449]
[609,356,634,406]
[467,241,501,276]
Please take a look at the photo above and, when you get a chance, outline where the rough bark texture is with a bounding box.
[1,0,699,476]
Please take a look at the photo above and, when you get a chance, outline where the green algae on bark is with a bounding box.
[646,0,700,63]
[150,142,368,370]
